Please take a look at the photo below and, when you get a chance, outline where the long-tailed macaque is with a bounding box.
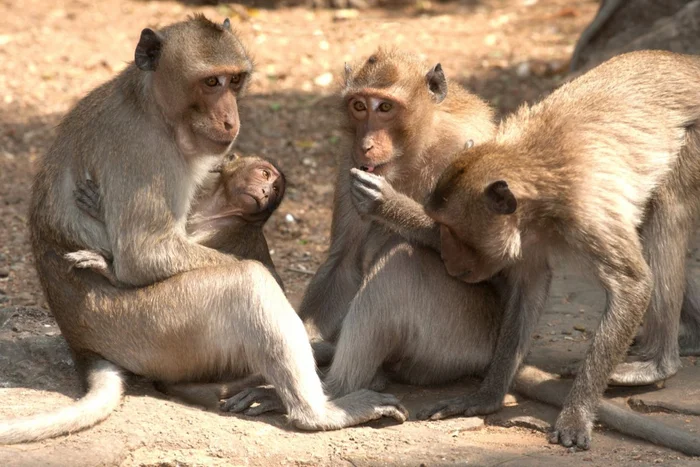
[298,48,497,344]
[424,50,700,450]
[68,152,286,289]
[1,15,406,445]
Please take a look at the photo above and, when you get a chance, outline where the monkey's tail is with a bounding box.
[0,359,124,445]
[514,365,700,457]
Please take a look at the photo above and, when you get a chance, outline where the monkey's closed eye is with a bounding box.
[378,102,393,112]
[353,101,367,112]
[204,76,220,87]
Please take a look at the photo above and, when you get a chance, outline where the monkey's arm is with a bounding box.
[418,260,552,420]
[349,169,440,251]
[102,182,239,288]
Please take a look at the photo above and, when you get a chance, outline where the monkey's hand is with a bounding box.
[349,168,398,219]
[415,390,504,421]
[65,250,123,287]
[74,179,104,223]
[220,386,284,416]
[548,406,593,451]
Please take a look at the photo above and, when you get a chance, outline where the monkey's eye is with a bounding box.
[353,101,367,112]
[204,76,220,87]
[273,185,279,194]
[262,169,270,180]
[230,73,246,89]
[378,102,393,112]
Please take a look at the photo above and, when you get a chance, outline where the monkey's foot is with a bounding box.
[323,390,408,428]
[548,406,593,450]
[415,391,502,421]
[64,250,121,286]
[609,359,679,386]
[220,387,284,416]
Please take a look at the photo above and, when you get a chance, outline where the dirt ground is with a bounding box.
[1,0,700,465]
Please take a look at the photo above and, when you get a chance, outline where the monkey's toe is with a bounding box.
[416,392,501,421]
[221,387,280,414]
[244,398,284,416]
[609,360,679,386]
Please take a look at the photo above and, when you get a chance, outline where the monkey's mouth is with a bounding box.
[359,163,388,174]
[206,136,235,148]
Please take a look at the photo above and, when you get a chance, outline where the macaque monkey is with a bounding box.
[298,48,497,345]
[311,69,700,455]
[68,152,286,289]
[424,50,700,450]
[1,15,406,445]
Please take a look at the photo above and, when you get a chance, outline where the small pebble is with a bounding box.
[285,213,296,223]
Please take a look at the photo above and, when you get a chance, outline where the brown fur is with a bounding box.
[2,16,406,445]
[299,48,496,342]
[425,50,700,450]
[67,153,287,289]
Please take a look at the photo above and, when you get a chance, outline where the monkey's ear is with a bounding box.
[484,180,517,215]
[135,28,163,72]
[426,63,447,104]
[344,63,352,86]
[223,18,232,32]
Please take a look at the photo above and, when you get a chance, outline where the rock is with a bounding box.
[0,267,9,278]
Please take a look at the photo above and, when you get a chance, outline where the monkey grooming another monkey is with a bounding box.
[2,15,406,445]
[298,48,497,347]
[312,107,700,457]
[424,50,700,450]
[68,152,286,289]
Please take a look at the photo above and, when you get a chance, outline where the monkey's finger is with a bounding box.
[351,183,381,202]
[351,169,385,191]
[575,432,591,451]
[244,398,284,416]
[220,389,256,412]
[350,168,384,187]
[416,399,465,421]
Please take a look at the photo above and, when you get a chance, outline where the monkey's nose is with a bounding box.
[363,145,374,153]
[224,121,234,131]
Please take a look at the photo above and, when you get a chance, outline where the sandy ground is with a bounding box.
[1,0,699,465]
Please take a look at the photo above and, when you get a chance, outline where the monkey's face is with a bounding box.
[218,155,285,223]
[140,17,253,157]
[426,157,522,284]
[346,92,405,178]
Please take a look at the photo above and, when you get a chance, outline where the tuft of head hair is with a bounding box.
[341,48,444,104]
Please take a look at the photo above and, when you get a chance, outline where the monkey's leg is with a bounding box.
[65,259,406,431]
[679,274,700,356]
[417,258,552,421]
[298,252,362,342]
[550,229,652,450]
[326,241,499,398]
[609,201,689,385]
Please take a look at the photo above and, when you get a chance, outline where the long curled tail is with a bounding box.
[0,359,124,444]
[514,365,700,457]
